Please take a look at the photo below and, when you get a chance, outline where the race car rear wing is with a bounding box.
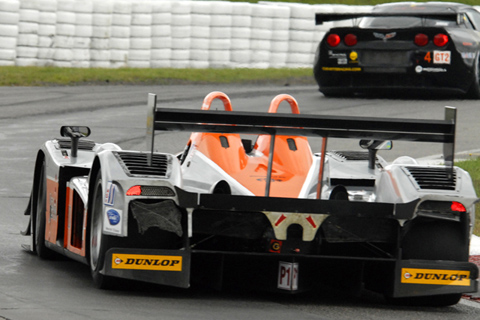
[146,93,456,195]
[315,12,462,25]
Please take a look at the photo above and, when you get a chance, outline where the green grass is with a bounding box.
[0,66,314,86]
[456,159,480,235]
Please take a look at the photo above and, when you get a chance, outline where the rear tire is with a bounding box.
[34,160,55,259]
[89,171,115,289]
[388,220,467,307]
[466,54,480,99]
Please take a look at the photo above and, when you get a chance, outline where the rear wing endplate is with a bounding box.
[146,93,456,190]
[315,12,461,25]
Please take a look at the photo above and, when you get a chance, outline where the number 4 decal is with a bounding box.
[424,52,432,63]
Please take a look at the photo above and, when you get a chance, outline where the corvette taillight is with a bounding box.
[414,33,429,46]
[344,34,357,46]
[451,201,466,212]
[327,34,341,47]
[433,33,449,47]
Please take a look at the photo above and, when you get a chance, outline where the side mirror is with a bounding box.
[61,126,91,138]
[359,140,392,150]
[60,126,91,159]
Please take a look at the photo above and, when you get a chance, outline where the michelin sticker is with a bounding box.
[415,66,447,73]
[104,208,122,235]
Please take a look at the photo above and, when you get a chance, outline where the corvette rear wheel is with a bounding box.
[89,172,115,289]
[388,220,467,306]
[466,54,480,99]
[34,160,55,259]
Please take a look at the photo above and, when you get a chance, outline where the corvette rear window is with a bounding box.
[359,16,459,28]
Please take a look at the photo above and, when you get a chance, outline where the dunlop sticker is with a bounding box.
[401,268,470,286]
[112,254,182,271]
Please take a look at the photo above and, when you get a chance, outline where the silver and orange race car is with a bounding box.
[23,91,478,306]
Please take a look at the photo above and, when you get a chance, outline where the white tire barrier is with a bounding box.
[17,34,38,46]
[2,1,384,69]
[16,46,37,58]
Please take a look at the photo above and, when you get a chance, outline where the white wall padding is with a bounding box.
[170,1,191,68]
[1,0,382,69]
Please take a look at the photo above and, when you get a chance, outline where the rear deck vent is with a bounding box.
[56,138,95,151]
[404,167,456,190]
[114,152,171,178]
[328,151,370,161]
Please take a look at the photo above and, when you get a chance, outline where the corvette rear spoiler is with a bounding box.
[315,12,461,25]
[146,93,456,194]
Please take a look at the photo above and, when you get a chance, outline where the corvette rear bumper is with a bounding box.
[316,71,470,96]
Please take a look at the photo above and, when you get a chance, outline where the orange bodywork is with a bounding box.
[46,177,59,244]
[187,92,313,198]
[65,185,87,256]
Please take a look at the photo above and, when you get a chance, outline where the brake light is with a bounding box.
[451,201,466,212]
[327,34,341,47]
[344,34,357,46]
[414,33,428,46]
[433,33,448,47]
[126,185,175,196]
[127,185,142,196]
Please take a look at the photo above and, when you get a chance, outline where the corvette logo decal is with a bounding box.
[373,32,396,41]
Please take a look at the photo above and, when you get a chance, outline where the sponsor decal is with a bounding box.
[433,50,451,64]
[328,51,347,65]
[269,240,282,253]
[461,52,475,59]
[373,32,396,41]
[415,65,447,73]
[104,181,116,206]
[328,51,346,59]
[349,51,358,61]
[112,254,182,271]
[278,262,299,290]
[107,209,120,226]
[322,67,361,72]
[401,268,470,286]
[103,207,122,235]
[49,195,57,219]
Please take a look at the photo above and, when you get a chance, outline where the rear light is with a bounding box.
[326,34,341,47]
[344,34,357,46]
[433,33,449,47]
[414,33,429,46]
[451,201,466,212]
[127,185,142,196]
[126,185,175,196]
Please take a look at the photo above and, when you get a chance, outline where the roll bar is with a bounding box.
[146,93,456,193]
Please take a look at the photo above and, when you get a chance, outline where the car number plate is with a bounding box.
[433,51,451,64]
[361,51,409,66]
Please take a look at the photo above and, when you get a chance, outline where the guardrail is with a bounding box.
[0,1,478,69]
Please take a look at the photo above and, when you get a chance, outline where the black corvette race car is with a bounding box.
[313,2,480,98]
